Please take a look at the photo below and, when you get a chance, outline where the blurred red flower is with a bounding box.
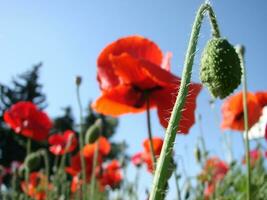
[21,172,51,200]
[4,101,52,141]
[70,175,83,193]
[199,157,229,199]
[242,149,261,167]
[221,91,267,131]
[132,137,164,173]
[66,136,111,180]
[131,152,143,167]
[92,36,202,134]
[48,130,77,155]
[98,160,123,190]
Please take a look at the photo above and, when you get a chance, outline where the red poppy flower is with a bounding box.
[132,137,164,173]
[4,101,52,141]
[66,137,111,180]
[98,160,122,190]
[92,36,202,134]
[48,130,77,155]
[200,157,229,199]
[83,136,111,158]
[242,149,261,167]
[21,172,52,200]
[221,92,263,131]
[131,152,143,167]
[70,175,83,193]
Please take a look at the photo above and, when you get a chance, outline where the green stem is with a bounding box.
[76,83,87,200]
[90,141,99,200]
[197,114,208,162]
[236,46,251,200]
[145,94,157,172]
[174,164,181,200]
[149,3,220,200]
[26,139,31,155]
[41,150,50,199]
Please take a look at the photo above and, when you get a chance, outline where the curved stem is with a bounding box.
[149,3,220,200]
[145,94,157,172]
[76,84,87,200]
[236,46,251,200]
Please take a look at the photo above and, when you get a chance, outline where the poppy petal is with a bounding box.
[97,36,163,90]
[92,85,149,116]
[255,91,267,108]
[152,83,202,134]
[110,53,178,89]
[221,92,262,131]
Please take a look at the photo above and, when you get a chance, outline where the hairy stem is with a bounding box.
[149,3,220,200]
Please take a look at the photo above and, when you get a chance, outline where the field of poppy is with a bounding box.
[0,1,267,200]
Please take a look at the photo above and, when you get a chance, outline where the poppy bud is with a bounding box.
[194,146,201,164]
[85,119,102,144]
[200,38,242,99]
[24,152,41,171]
[75,76,82,86]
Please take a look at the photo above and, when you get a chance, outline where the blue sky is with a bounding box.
[0,0,267,199]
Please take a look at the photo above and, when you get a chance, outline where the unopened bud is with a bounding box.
[194,146,202,164]
[200,38,242,99]
[75,76,82,86]
[85,119,102,144]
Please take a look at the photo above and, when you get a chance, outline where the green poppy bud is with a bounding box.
[24,152,41,171]
[200,38,242,99]
[194,146,201,164]
[85,119,102,144]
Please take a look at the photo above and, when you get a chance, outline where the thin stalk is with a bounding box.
[149,3,220,200]
[76,83,87,199]
[145,94,157,172]
[236,46,251,200]
[174,165,181,200]
[26,139,31,155]
[41,150,50,199]
[90,141,99,200]
[197,114,208,162]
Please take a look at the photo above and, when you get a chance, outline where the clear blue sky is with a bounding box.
[0,0,267,199]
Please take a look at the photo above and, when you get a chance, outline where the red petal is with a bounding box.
[255,91,267,108]
[110,53,178,89]
[152,83,202,134]
[221,92,262,131]
[97,36,163,90]
[143,137,163,156]
[92,85,149,116]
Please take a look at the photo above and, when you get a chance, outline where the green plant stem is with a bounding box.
[237,47,251,200]
[25,167,30,200]
[149,3,220,200]
[174,165,181,200]
[145,94,157,172]
[26,139,31,155]
[76,84,87,200]
[90,141,99,200]
[41,150,50,199]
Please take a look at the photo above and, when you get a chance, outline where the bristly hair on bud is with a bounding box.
[200,38,242,99]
